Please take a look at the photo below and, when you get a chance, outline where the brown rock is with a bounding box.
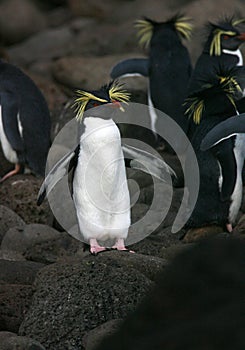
[183,225,225,243]
[0,0,46,45]
[0,260,45,285]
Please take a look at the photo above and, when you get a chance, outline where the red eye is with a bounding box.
[223,35,230,40]
[93,102,99,107]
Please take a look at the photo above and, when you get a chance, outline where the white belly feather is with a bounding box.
[73,117,130,242]
[0,106,19,164]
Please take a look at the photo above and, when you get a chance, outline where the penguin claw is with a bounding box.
[90,246,107,255]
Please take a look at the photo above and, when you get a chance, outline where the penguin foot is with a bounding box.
[89,238,107,255]
[0,164,21,183]
[226,223,233,233]
[111,238,135,253]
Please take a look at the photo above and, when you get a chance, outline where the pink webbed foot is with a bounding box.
[112,238,135,253]
[0,164,21,183]
[89,239,107,255]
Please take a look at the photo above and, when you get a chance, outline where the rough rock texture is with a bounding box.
[0,205,25,244]
[0,331,46,350]
[19,255,152,349]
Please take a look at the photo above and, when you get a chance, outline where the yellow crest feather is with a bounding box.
[73,91,107,122]
[184,98,204,124]
[174,16,193,40]
[135,19,154,49]
[109,82,131,103]
[232,18,245,26]
[210,29,236,56]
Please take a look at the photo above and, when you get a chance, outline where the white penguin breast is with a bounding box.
[73,117,130,239]
[0,106,20,164]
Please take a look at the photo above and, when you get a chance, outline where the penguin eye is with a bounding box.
[223,35,230,40]
[93,102,99,107]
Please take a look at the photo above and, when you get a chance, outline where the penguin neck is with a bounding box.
[222,48,243,66]
[82,115,114,135]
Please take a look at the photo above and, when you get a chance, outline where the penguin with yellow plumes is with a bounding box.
[37,82,175,254]
[184,64,245,231]
[110,14,193,151]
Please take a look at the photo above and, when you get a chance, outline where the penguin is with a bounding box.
[0,59,51,182]
[37,81,176,255]
[110,14,193,151]
[184,64,245,231]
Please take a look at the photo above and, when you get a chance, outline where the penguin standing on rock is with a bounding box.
[184,65,245,231]
[111,14,193,151]
[0,59,51,182]
[37,82,175,255]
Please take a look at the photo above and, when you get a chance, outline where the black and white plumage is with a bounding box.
[37,82,175,255]
[184,65,245,230]
[111,14,193,150]
[0,59,51,181]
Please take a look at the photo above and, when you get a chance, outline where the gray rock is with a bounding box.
[0,0,46,45]
[0,260,45,285]
[0,284,33,333]
[0,206,25,244]
[0,250,26,261]
[0,331,46,350]
[19,255,152,349]
[1,224,83,263]
[83,319,122,350]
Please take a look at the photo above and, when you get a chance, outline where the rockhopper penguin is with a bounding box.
[0,59,51,181]
[37,82,175,255]
[111,14,193,151]
[184,65,245,231]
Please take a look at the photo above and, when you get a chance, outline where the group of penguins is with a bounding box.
[1,14,245,254]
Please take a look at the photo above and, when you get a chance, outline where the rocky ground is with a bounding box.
[1,0,245,349]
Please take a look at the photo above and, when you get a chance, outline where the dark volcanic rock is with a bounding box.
[0,205,25,244]
[0,260,45,285]
[0,175,52,225]
[1,224,83,263]
[0,284,34,333]
[19,255,152,349]
[0,331,46,350]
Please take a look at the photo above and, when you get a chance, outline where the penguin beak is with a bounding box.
[237,32,245,41]
[112,100,125,112]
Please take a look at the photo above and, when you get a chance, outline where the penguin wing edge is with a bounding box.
[200,114,245,151]
[37,146,79,205]
[110,58,149,79]
[122,143,176,182]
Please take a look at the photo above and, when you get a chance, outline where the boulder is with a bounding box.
[0,205,25,244]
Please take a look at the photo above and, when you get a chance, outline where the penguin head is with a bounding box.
[73,81,130,122]
[207,17,245,56]
[184,65,243,124]
[134,14,193,49]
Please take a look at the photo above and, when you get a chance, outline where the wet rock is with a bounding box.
[0,175,52,225]
[19,256,152,349]
[0,332,46,350]
[0,205,25,244]
[83,319,122,350]
[0,260,45,285]
[0,284,33,333]
[1,224,83,264]
[183,225,225,243]
[0,0,46,45]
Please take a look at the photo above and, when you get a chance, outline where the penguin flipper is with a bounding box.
[122,143,176,182]
[1,91,24,157]
[211,140,237,201]
[110,58,149,79]
[37,146,79,205]
[200,113,245,151]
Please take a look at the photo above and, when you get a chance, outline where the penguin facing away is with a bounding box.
[37,81,175,255]
[110,14,193,149]
[184,65,245,231]
[0,59,51,182]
